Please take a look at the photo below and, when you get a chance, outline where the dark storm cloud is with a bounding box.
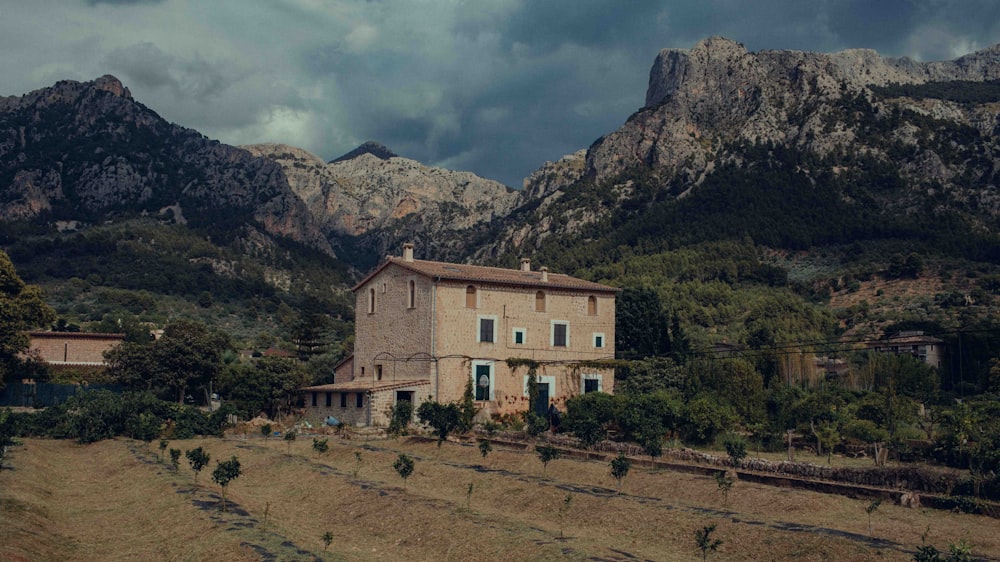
[4,1,1000,186]
[85,0,165,5]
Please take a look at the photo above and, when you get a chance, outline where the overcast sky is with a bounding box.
[3,1,998,187]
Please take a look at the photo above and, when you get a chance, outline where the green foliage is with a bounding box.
[610,453,631,493]
[11,390,225,444]
[311,437,329,457]
[0,249,56,387]
[0,409,15,470]
[872,79,1000,104]
[564,391,615,447]
[127,412,161,443]
[616,286,671,359]
[416,400,462,446]
[211,456,242,512]
[284,429,297,454]
[169,448,181,470]
[185,447,210,482]
[459,378,477,432]
[393,453,415,488]
[321,531,334,552]
[478,439,492,460]
[535,444,561,474]
[261,423,272,441]
[715,471,735,508]
[723,435,748,467]
[388,400,413,437]
[695,524,723,560]
[218,357,309,419]
[683,394,738,444]
[104,320,232,404]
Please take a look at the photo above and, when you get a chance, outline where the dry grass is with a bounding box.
[2,435,998,561]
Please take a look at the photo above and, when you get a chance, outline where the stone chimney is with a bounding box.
[540,266,548,282]
[520,258,531,272]
[402,242,414,262]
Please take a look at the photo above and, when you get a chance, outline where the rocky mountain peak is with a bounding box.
[92,75,132,99]
[330,141,398,164]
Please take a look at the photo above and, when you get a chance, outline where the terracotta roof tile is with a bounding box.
[354,257,618,293]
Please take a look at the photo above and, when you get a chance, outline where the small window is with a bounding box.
[311,392,317,407]
[478,316,496,343]
[466,285,477,308]
[375,364,383,381]
[593,332,605,349]
[551,321,569,347]
[408,280,416,308]
[513,328,526,345]
[582,374,602,393]
[356,392,364,408]
[340,392,347,408]
[587,295,597,316]
[325,392,332,407]
[368,287,376,314]
[535,291,546,312]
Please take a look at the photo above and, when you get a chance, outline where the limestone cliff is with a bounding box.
[244,143,518,262]
[503,38,1000,259]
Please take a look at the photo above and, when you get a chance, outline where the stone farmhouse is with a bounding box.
[302,243,618,427]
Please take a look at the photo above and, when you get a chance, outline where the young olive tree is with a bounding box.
[536,444,561,475]
[284,429,297,454]
[610,453,631,494]
[185,447,210,482]
[211,456,242,512]
[393,453,415,489]
[695,524,723,560]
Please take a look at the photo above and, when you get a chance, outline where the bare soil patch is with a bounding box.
[2,435,998,561]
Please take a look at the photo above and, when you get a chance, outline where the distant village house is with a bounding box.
[26,331,125,372]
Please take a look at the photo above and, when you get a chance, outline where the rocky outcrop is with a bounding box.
[244,143,518,261]
[589,37,1000,181]
[0,75,333,255]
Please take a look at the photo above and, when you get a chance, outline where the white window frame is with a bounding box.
[512,327,526,345]
[523,374,556,397]
[592,332,606,349]
[471,360,495,401]
[477,315,498,343]
[550,320,570,347]
[581,373,603,393]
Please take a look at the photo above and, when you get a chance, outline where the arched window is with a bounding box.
[587,295,597,316]
[535,291,546,312]
[408,280,416,308]
[368,287,376,314]
[465,285,477,308]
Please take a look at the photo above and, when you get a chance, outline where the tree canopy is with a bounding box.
[0,250,55,386]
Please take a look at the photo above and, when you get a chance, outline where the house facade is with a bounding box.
[27,331,125,371]
[871,330,945,369]
[302,243,618,426]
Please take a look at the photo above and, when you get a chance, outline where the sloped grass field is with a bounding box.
[2,435,998,561]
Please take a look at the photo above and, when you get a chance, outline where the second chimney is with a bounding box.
[402,242,414,262]
[540,266,548,282]
[520,258,531,272]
